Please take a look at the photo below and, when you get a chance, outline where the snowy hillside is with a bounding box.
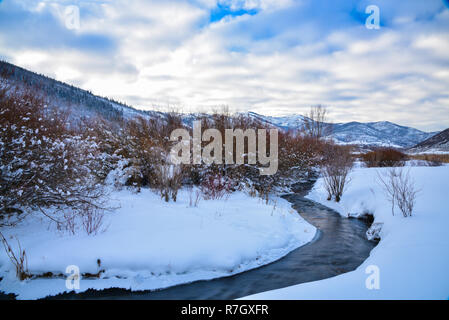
[0,61,163,122]
[409,128,449,154]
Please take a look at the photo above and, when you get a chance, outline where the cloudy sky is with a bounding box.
[1,0,449,131]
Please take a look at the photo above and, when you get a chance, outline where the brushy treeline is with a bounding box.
[0,77,352,232]
[361,148,446,167]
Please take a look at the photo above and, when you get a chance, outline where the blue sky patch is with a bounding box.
[210,3,259,23]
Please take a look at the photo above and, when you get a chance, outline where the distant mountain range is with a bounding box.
[328,121,437,148]
[0,60,440,149]
[243,112,437,148]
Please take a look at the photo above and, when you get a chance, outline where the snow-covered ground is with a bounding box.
[408,149,449,155]
[0,189,316,299]
[243,165,449,299]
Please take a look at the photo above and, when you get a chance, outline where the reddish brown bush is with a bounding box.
[361,148,407,167]
[200,172,232,200]
[408,153,449,166]
[187,110,328,197]
[119,113,186,189]
[278,131,324,177]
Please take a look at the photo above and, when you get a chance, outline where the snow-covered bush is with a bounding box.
[80,116,126,182]
[0,85,108,228]
[366,222,383,241]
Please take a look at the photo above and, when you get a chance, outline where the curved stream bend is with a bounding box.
[48,191,377,300]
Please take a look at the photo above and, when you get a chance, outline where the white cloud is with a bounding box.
[1,0,448,131]
[219,0,294,11]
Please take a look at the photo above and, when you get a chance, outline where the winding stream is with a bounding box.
[47,187,377,300]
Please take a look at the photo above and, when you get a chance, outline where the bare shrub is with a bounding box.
[303,105,330,139]
[396,171,419,217]
[81,206,106,235]
[377,168,398,216]
[57,211,77,235]
[200,172,232,200]
[55,206,106,236]
[321,144,354,202]
[0,232,30,280]
[377,168,419,217]
[120,113,185,190]
[270,199,277,216]
[188,186,194,207]
[155,163,183,202]
[187,187,201,207]
[194,190,201,207]
[258,181,273,204]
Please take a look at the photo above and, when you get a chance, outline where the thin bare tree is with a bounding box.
[377,168,399,216]
[321,144,353,202]
[303,105,329,139]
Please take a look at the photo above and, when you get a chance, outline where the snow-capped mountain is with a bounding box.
[1,61,438,148]
[244,112,309,130]
[329,121,437,148]
[241,113,437,148]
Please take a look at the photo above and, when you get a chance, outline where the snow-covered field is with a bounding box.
[0,189,316,299]
[243,165,449,299]
[408,149,449,155]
